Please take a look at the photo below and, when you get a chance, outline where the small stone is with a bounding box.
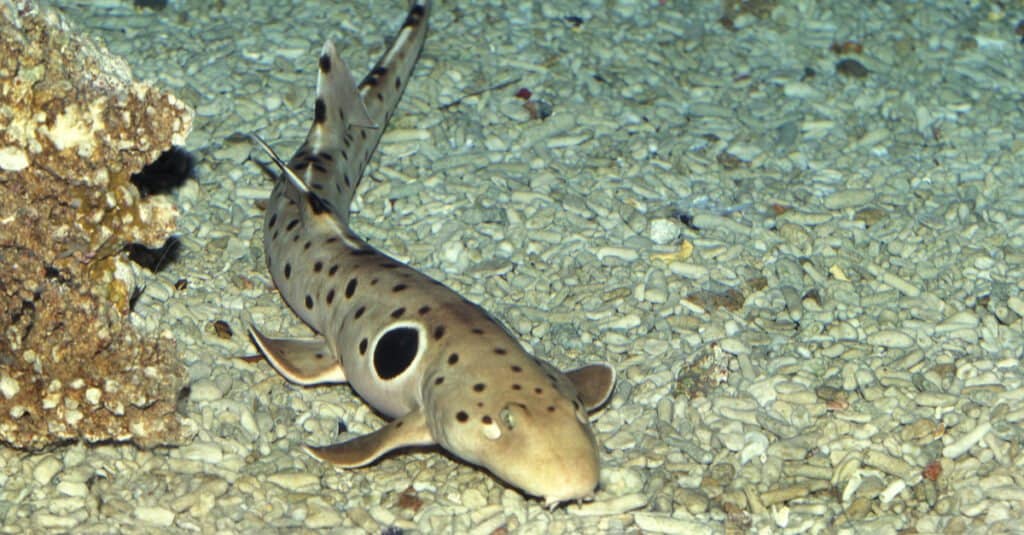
[866,329,915,349]
[179,442,223,464]
[135,506,175,527]
[32,456,62,485]
[305,506,343,529]
[267,471,320,491]
[188,379,223,402]
[648,218,680,245]
[836,58,869,78]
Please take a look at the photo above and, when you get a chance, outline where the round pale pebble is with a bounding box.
[648,218,681,245]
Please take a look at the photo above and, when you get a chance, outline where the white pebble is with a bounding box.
[179,442,224,464]
[943,421,991,459]
[866,329,915,349]
[595,246,639,262]
[648,218,680,245]
[668,262,708,279]
[267,471,320,490]
[32,456,62,485]
[135,506,175,527]
[188,379,223,402]
[634,512,710,533]
[569,493,647,516]
[824,189,874,209]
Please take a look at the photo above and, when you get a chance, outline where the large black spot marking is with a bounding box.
[494,347,507,355]
[354,306,365,319]
[314,98,326,123]
[359,338,367,354]
[390,307,405,318]
[374,327,419,380]
[345,278,358,298]
[455,411,468,423]
[268,214,277,228]
[392,283,407,292]
[286,219,299,231]
[314,261,323,273]
[418,305,431,315]
[329,264,339,276]
[473,383,486,392]
[284,263,292,279]
[326,289,335,304]
[305,295,314,309]
[433,326,445,340]
[319,53,331,73]
[447,353,459,365]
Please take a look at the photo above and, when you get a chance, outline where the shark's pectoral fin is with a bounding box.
[304,409,434,468]
[249,325,346,385]
[565,363,616,411]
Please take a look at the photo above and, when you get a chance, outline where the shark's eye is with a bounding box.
[373,326,421,379]
[500,407,516,430]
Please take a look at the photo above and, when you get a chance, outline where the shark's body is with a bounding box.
[248,1,615,506]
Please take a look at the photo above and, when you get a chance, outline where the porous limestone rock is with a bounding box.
[0,0,193,449]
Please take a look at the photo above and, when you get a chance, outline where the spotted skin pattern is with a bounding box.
[247,1,615,507]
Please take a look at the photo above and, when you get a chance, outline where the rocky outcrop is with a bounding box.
[0,0,193,449]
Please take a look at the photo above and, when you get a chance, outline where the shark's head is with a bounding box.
[423,347,614,507]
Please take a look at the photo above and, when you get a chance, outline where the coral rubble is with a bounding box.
[0,1,193,449]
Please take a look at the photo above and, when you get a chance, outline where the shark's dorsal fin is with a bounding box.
[317,40,377,130]
[249,326,346,385]
[566,363,616,411]
[304,408,434,467]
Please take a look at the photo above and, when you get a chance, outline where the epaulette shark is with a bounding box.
[245,0,615,507]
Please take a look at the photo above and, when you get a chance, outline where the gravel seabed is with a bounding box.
[5,0,1024,532]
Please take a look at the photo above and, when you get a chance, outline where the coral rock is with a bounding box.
[0,1,193,449]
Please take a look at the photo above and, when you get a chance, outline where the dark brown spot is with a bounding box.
[482,415,492,424]
[395,76,402,90]
[315,353,324,359]
[346,278,358,298]
[305,295,314,309]
[359,338,367,354]
[286,219,299,231]
[447,353,459,365]
[303,241,312,250]
[329,264,339,276]
[472,328,484,335]
[511,365,522,373]
[456,411,468,423]
[284,263,292,278]
[395,421,404,429]
[418,305,431,315]
[314,98,326,123]
[268,214,277,228]
[434,376,444,385]
[390,307,405,318]
[547,405,556,413]
[512,384,521,390]
[326,237,339,244]
[314,261,323,272]
[354,306,365,319]
[494,348,507,355]
[393,283,407,292]
[473,383,485,393]
[326,289,335,304]
[433,326,445,340]
[371,278,379,285]
[534,387,543,394]
[319,53,331,73]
